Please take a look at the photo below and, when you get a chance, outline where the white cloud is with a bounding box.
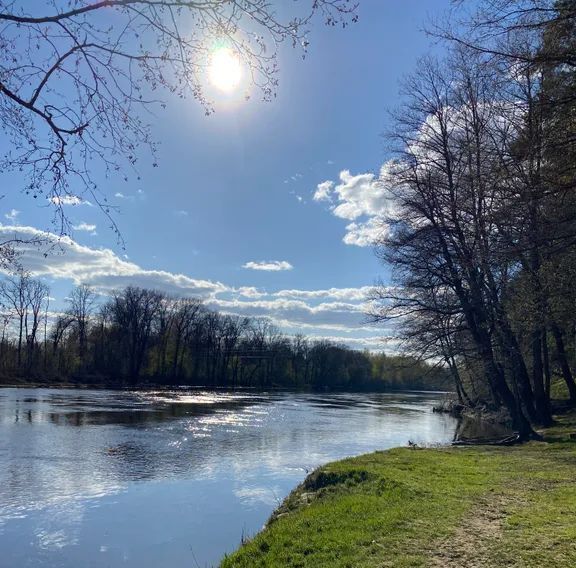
[209,298,368,331]
[331,169,395,220]
[174,210,189,217]
[236,286,266,298]
[343,218,387,247]
[4,209,19,223]
[0,225,227,299]
[313,164,399,247]
[243,260,293,272]
[72,222,97,233]
[302,334,392,351]
[274,286,373,302]
[49,195,92,207]
[313,180,334,201]
[114,191,144,201]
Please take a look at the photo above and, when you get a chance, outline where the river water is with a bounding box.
[0,388,457,567]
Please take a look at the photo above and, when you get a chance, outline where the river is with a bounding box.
[0,388,458,567]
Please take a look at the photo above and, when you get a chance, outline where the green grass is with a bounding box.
[221,411,576,567]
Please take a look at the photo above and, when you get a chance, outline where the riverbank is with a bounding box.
[222,409,576,567]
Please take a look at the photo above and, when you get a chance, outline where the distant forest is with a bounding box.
[0,275,448,391]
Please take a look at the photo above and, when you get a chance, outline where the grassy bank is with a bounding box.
[222,410,576,567]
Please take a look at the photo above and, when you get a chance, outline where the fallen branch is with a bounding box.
[452,434,522,446]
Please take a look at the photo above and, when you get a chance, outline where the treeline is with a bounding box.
[0,274,447,391]
[374,0,576,438]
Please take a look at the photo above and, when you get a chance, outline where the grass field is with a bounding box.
[221,408,576,567]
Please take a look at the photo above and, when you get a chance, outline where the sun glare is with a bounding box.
[209,48,242,93]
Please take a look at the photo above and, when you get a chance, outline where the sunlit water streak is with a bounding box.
[0,388,457,567]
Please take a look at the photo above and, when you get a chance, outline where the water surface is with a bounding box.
[0,388,457,567]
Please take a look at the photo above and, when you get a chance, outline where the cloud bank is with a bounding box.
[0,225,389,350]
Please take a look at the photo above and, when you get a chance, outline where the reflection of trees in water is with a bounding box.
[5,391,450,439]
[1,393,276,496]
[105,442,160,481]
[453,417,512,442]
[8,391,266,427]
[304,392,432,409]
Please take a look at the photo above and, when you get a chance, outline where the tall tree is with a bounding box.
[111,286,163,382]
[0,272,30,368]
[24,278,50,371]
[373,53,542,436]
[66,284,96,360]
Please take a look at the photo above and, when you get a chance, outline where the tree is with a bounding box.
[373,53,542,437]
[171,297,202,379]
[218,314,250,387]
[50,314,73,358]
[445,0,576,408]
[291,333,310,386]
[66,284,96,359]
[434,0,576,69]
[111,286,163,382]
[0,272,49,371]
[0,275,448,390]
[0,0,357,239]
[0,271,29,368]
[24,278,50,370]
[372,1,576,436]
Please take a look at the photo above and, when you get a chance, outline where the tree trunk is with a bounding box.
[551,323,576,403]
[542,329,551,400]
[531,327,552,425]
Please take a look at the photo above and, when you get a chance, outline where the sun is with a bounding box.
[209,48,242,92]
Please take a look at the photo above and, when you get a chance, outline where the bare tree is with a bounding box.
[51,314,73,355]
[432,0,576,68]
[112,286,163,382]
[25,278,50,369]
[171,297,202,379]
[0,271,30,368]
[219,314,250,387]
[247,318,281,387]
[0,278,448,389]
[291,333,310,385]
[0,272,50,370]
[372,52,546,437]
[66,284,97,359]
[0,309,13,370]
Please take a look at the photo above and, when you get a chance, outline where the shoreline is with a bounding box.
[221,408,576,567]
[0,382,451,395]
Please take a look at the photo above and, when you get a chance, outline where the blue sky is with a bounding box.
[0,0,454,351]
